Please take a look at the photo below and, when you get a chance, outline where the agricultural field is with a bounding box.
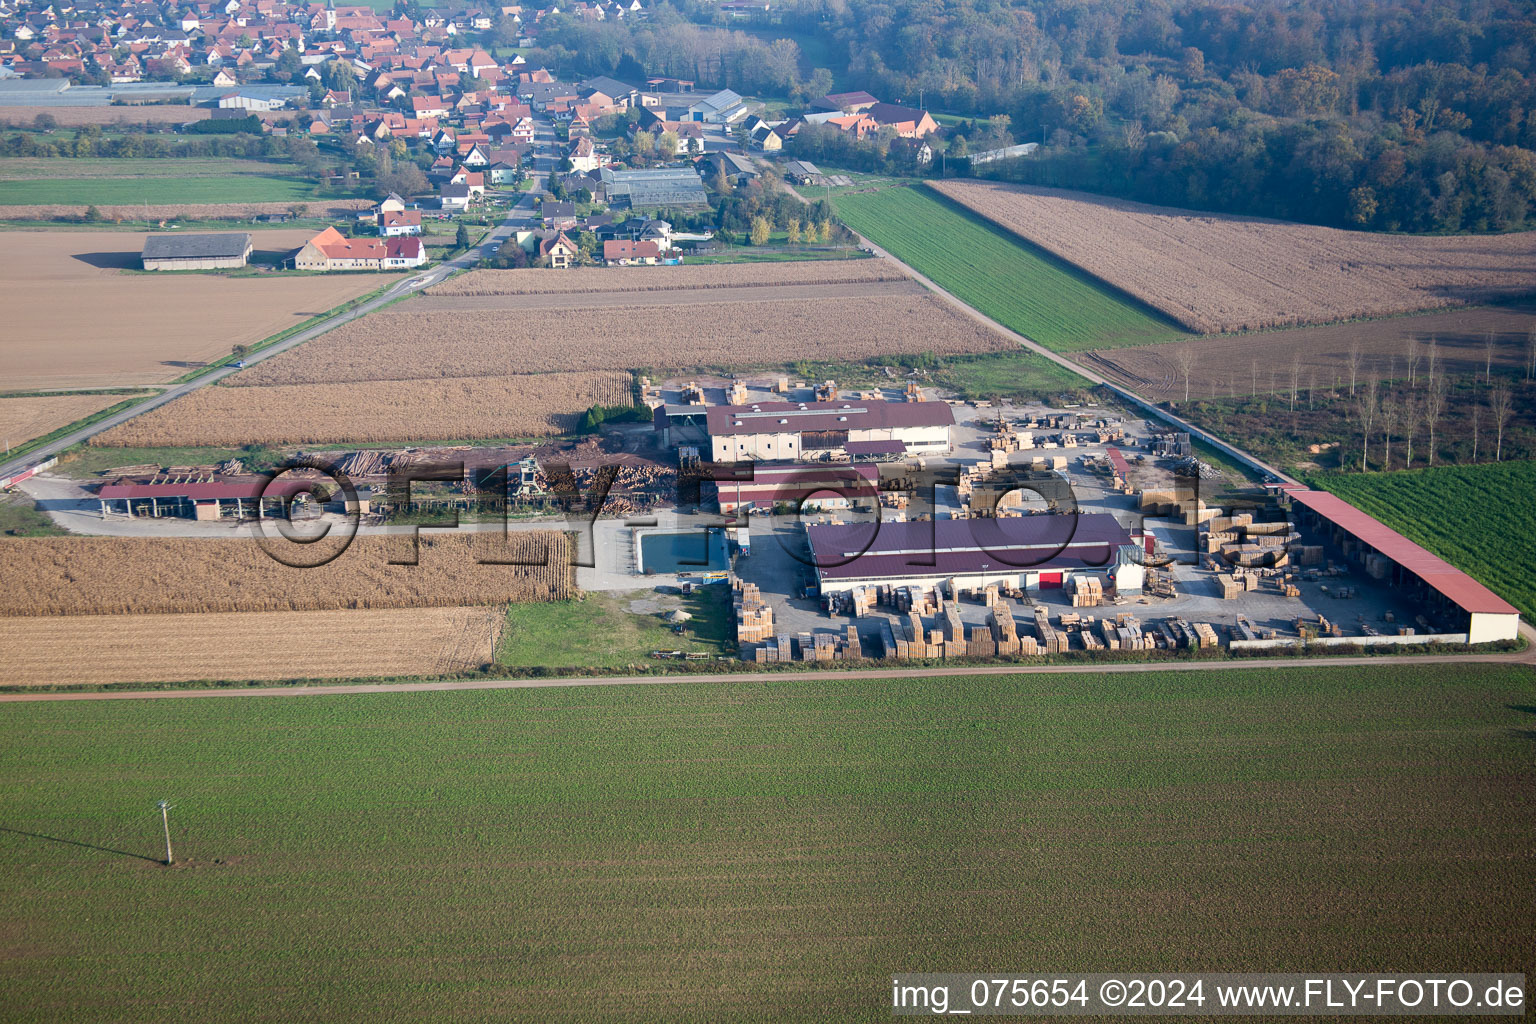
[0,606,504,687]
[0,172,320,206]
[0,106,214,127]
[231,295,1015,387]
[1087,302,1536,400]
[428,260,907,296]
[0,663,1532,1020]
[0,532,573,617]
[0,230,395,390]
[831,184,1185,352]
[0,392,135,450]
[1309,462,1536,621]
[934,180,1536,334]
[92,371,632,447]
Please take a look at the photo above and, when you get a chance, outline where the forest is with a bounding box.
[534,0,1536,232]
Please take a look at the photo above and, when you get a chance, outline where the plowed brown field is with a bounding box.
[2,230,395,390]
[0,532,572,616]
[230,295,1013,387]
[0,606,504,686]
[92,371,630,446]
[934,180,1536,333]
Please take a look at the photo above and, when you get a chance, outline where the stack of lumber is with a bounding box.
[1216,573,1242,599]
[1034,607,1065,654]
[1192,622,1220,649]
[967,625,996,658]
[944,604,965,644]
[733,580,775,644]
[989,606,1021,657]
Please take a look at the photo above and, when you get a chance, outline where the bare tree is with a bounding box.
[1526,329,1536,381]
[1355,377,1379,471]
[1250,358,1258,398]
[1307,370,1317,410]
[1424,336,1439,387]
[1424,375,1446,465]
[1403,395,1421,469]
[1489,385,1514,462]
[1404,336,1421,387]
[1483,331,1497,383]
[1470,401,1481,463]
[1344,341,1362,395]
[1174,346,1198,402]
[1288,354,1301,411]
[1380,395,1400,470]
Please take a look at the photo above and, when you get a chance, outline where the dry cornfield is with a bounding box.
[427,259,907,296]
[0,532,572,617]
[91,371,630,447]
[230,295,1014,387]
[932,180,1536,334]
[0,106,215,127]
[0,606,505,686]
[0,393,130,449]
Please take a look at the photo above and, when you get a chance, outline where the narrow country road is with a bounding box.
[3,622,1532,702]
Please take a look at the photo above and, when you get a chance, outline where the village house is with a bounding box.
[602,238,660,266]
[294,227,425,270]
[539,231,579,269]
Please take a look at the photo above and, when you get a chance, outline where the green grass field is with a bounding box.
[1,663,1532,1021]
[831,184,1187,352]
[1309,461,1536,620]
[497,589,732,668]
[0,174,322,206]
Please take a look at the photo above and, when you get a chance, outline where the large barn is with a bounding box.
[141,232,252,271]
[707,399,953,462]
[806,513,1143,596]
[1282,487,1521,643]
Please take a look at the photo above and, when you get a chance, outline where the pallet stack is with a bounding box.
[1071,575,1104,608]
[1216,573,1242,599]
[1193,622,1220,649]
[967,625,996,658]
[989,607,1021,657]
[944,604,965,645]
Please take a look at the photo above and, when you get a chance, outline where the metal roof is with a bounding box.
[100,478,329,501]
[1283,487,1518,616]
[717,464,878,504]
[142,232,252,260]
[1106,446,1130,475]
[707,400,953,437]
[808,513,1132,581]
[845,440,906,455]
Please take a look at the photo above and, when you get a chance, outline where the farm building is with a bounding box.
[294,227,425,270]
[715,463,880,513]
[141,232,252,271]
[706,399,953,462]
[600,167,709,209]
[97,477,357,520]
[806,513,1144,596]
[1281,487,1521,643]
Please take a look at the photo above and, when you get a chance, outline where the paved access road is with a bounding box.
[4,622,1532,702]
[0,118,559,485]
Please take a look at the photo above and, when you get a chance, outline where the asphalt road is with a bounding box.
[0,120,558,484]
[3,622,1532,702]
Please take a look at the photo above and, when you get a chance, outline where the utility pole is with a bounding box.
[157,800,174,865]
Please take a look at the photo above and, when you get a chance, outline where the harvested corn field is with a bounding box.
[0,533,572,617]
[0,606,504,686]
[933,180,1536,334]
[231,296,1014,387]
[428,259,905,296]
[91,371,630,447]
[0,393,133,448]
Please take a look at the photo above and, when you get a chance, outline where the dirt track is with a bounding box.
[4,625,1532,701]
